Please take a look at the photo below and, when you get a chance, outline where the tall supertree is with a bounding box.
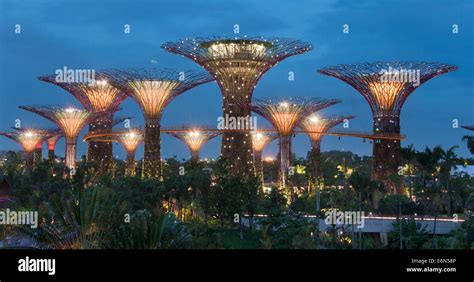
[106,69,213,179]
[116,129,143,176]
[162,36,312,177]
[300,114,355,191]
[318,61,457,193]
[249,97,340,190]
[19,106,94,172]
[0,129,49,172]
[167,128,220,162]
[251,131,278,186]
[38,74,127,171]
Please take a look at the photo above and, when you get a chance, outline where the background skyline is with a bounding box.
[0,0,473,161]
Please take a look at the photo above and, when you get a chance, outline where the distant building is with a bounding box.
[451,165,474,177]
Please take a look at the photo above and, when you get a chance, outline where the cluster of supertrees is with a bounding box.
[0,35,459,195]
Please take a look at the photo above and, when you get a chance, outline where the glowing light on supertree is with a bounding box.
[167,128,220,162]
[38,74,127,171]
[0,129,49,172]
[318,61,457,193]
[116,129,143,176]
[105,68,213,179]
[301,115,355,153]
[300,114,355,191]
[19,106,93,172]
[162,36,312,177]
[251,131,278,186]
[249,97,340,189]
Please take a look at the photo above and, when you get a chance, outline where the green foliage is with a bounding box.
[1,147,472,250]
[388,218,429,249]
[259,213,315,249]
[378,195,419,215]
[112,210,192,249]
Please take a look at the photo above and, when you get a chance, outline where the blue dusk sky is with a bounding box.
[0,0,473,161]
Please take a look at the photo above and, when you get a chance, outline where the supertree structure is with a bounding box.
[0,129,49,172]
[301,114,355,154]
[318,61,457,193]
[116,129,143,176]
[11,127,61,164]
[45,131,63,161]
[162,36,312,177]
[34,142,43,164]
[19,106,93,172]
[251,131,278,186]
[105,68,213,179]
[167,128,220,162]
[462,125,474,131]
[38,74,127,171]
[249,97,340,190]
[300,114,355,191]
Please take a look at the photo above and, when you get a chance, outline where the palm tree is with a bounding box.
[439,145,459,216]
[401,144,417,200]
[416,146,442,190]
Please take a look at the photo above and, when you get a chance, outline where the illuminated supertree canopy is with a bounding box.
[167,128,220,162]
[45,130,63,160]
[300,114,355,191]
[12,127,62,163]
[0,129,49,171]
[162,36,312,177]
[249,97,341,189]
[251,131,278,186]
[38,74,127,171]
[105,68,213,179]
[300,114,355,152]
[318,61,457,193]
[251,131,278,162]
[116,129,143,176]
[19,106,94,172]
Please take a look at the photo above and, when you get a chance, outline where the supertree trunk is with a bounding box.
[34,143,42,166]
[142,118,161,180]
[308,142,322,193]
[221,97,254,177]
[373,115,402,194]
[87,113,113,173]
[190,150,199,163]
[65,137,77,172]
[24,151,34,174]
[125,150,136,176]
[254,151,265,192]
[279,135,291,191]
[48,148,55,161]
